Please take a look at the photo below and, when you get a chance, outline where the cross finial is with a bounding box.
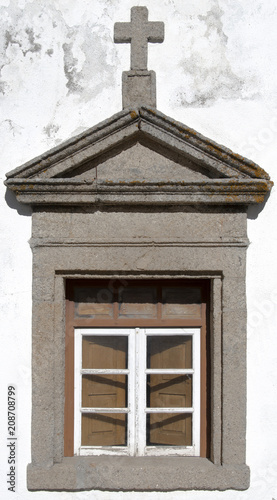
[114,6,164,71]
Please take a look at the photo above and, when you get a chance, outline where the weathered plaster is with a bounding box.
[0,1,274,164]
[0,0,120,156]
[173,0,256,107]
[62,24,116,99]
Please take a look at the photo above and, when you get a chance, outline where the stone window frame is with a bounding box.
[27,268,249,491]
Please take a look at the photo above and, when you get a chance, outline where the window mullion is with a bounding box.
[128,329,136,456]
[193,328,201,455]
[74,329,82,455]
[136,327,146,456]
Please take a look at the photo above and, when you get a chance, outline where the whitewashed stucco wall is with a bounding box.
[0,1,276,499]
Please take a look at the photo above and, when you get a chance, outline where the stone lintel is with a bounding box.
[122,70,156,108]
[5,178,272,206]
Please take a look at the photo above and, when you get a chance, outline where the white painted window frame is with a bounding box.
[74,328,200,457]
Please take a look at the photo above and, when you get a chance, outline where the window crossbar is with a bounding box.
[81,369,129,375]
[145,369,194,374]
[145,407,194,413]
[81,407,129,413]
[80,407,193,413]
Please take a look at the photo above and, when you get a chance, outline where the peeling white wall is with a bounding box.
[1,1,277,499]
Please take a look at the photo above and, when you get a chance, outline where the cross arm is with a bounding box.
[147,22,164,43]
[114,22,132,43]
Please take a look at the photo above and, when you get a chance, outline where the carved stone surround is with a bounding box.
[4,6,273,491]
[5,104,272,490]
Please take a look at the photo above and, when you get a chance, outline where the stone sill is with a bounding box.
[27,457,250,491]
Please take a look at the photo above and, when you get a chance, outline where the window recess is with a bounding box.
[74,328,200,456]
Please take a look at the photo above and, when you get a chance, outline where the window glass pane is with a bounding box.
[147,335,192,369]
[82,375,127,408]
[74,286,113,318]
[147,374,192,408]
[146,413,192,446]
[162,287,201,319]
[82,336,128,369]
[81,413,127,446]
[118,286,158,318]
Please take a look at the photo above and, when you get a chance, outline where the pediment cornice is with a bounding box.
[5,107,273,206]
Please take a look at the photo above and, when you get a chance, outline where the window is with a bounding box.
[74,327,200,456]
[65,279,209,459]
[7,71,270,490]
[27,269,251,491]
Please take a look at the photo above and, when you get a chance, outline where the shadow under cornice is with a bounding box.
[5,188,32,217]
[247,192,271,220]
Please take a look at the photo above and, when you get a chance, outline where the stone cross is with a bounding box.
[114,6,164,71]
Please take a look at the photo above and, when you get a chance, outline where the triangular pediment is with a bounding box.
[5,107,273,206]
[59,140,213,182]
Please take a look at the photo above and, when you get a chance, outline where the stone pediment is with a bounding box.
[5,106,273,206]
